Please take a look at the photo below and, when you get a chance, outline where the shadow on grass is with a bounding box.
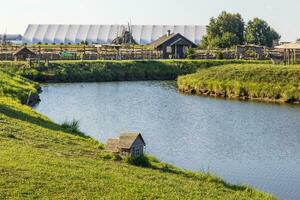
[0,104,90,139]
[127,155,248,192]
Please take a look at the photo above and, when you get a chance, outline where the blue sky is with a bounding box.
[1,0,299,41]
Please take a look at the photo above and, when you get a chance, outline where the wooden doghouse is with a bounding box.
[106,133,146,158]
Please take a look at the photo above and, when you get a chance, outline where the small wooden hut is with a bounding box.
[150,31,197,59]
[13,47,36,61]
[106,133,146,158]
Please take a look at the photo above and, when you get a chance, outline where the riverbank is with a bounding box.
[178,64,300,104]
[0,70,276,199]
[0,59,268,83]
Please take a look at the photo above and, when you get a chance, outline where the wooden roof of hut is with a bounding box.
[105,133,146,152]
[119,133,145,149]
[13,47,36,57]
[150,33,197,49]
[106,139,120,153]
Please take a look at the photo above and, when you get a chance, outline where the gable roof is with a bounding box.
[13,47,36,56]
[150,33,176,48]
[150,33,197,49]
[119,133,145,149]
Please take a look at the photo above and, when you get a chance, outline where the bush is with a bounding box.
[215,51,224,59]
[186,48,196,59]
[61,119,81,134]
[125,154,151,167]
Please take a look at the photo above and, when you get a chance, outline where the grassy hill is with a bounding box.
[178,64,300,103]
[0,69,276,199]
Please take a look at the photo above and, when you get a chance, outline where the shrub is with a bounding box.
[61,119,81,134]
[125,154,151,167]
[186,48,196,59]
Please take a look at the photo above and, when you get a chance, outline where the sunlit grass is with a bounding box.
[178,64,300,103]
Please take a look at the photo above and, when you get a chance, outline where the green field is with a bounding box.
[178,64,300,103]
[0,65,276,199]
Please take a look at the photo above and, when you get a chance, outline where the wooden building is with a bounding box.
[150,31,197,59]
[275,42,300,64]
[106,133,146,158]
[13,47,36,61]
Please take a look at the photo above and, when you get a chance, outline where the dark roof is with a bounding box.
[13,47,36,56]
[150,33,197,49]
[119,133,145,149]
[150,33,176,48]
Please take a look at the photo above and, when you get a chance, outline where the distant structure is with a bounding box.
[106,133,146,158]
[112,24,137,45]
[151,31,197,59]
[275,42,300,64]
[13,47,36,61]
[22,24,206,45]
[0,34,22,45]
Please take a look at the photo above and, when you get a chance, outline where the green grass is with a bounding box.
[178,64,300,103]
[0,68,276,199]
[0,59,269,83]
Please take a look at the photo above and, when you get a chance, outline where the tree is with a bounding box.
[201,11,245,48]
[245,18,280,47]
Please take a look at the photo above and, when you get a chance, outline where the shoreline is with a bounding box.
[178,87,300,105]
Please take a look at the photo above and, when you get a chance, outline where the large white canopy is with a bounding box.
[22,24,206,45]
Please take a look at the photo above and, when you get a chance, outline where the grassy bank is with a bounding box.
[178,64,300,103]
[0,70,276,199]
[0,60,268,83]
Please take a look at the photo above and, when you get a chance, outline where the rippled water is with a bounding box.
[35,81,300,200]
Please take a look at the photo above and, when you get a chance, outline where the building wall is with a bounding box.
[131,137,145,157]
[22,25,206,45]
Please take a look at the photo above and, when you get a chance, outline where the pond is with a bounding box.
[35,81,300,200]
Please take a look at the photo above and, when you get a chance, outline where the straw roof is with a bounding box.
[106,139,119,153]
[275,42,300,49]
[119,133,145,149]
[105,133,146,152]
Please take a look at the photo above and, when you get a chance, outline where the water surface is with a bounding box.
[35,81,300,200]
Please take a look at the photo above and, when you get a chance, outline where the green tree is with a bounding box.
[245,18,280,47]
[201,11,245,48]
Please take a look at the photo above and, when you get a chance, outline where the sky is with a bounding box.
[1,0,299,41]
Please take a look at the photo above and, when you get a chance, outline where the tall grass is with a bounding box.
[0,60,269,83]
[61,119,80,133]
[0,70,40,104]
[178,64,300,103]
[61,119,88,137]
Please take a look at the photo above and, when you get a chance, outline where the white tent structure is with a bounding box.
[22,24,206,45]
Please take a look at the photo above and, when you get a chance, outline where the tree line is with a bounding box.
[201,11,281,48]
